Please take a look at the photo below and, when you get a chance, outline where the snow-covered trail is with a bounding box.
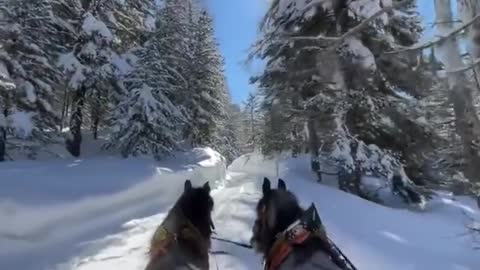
[56,170,263,270]
[2,151,479,270]
[56,153,479,270]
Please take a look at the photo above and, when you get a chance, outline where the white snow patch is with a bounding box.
[345,37,377,71]
[22,81,37,103]
[380,116,395,127]
[7,111,34,138]
[80,42,98,58]
[0,62,11,79]
[82,13,114,41]
[0,148,225,270]
[144,14,156,31]
[69,67,89,90]
[393,88,416,101]
[111,53,135,76]
[349,0,389,24]
[57,52,83,73]
[2,152,479,270]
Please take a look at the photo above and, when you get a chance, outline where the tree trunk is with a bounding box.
[60,86,69,131]
[435,0,480,189]
[66,86,86,157]
[458,0,480,74]
[92,115,99,140]
[250,107,255,150]
[307,117,321,181]
[0,125,6,162]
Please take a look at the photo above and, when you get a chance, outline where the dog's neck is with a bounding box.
[264,202,303,255]
[177,202,213,240]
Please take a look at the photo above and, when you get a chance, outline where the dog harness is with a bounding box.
[149,210,210,262]
[264,204,328,270]
[264,204,357,270]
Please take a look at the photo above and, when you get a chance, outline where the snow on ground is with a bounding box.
[0,148,225,270]
[1,151,479,270]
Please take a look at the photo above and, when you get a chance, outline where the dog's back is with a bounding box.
[145,181,213,270]
[145,244,207,270]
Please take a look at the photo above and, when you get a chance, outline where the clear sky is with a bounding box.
[205,1,437,104]
[205,0,268,104]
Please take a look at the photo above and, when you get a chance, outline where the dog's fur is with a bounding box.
[145,180,214,270]
[251,178,342,270]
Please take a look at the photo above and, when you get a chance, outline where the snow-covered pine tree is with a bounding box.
[105,0,187,159]
[57,3,119,157]
[55,0,155,156]
[434,0,480,195]
[186,10,226,147]
[0,0,71,159]
[0,62,15,161]
[211,80,241,163]
[242,92,263,153]
[254,0,438,205]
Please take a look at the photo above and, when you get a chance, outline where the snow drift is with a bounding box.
[0,148,225,270]
[1,151,479,270]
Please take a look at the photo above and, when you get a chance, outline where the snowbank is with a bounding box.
[3,152,480,270]
[54,152,480,270]
[0,148,226,270]
[233,153,480,270]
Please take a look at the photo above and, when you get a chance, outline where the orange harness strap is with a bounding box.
[266,229,312,270]
[149,226,177,260]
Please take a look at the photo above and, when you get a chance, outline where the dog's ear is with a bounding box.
[184,180,193,192]
[203,181,211,193]
[278,179,287,191]
[263,177,271,195]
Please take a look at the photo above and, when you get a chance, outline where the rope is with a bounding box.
[212,236,253,249]
[327,238,357,270]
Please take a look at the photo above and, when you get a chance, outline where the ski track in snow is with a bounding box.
[1,152,479,270]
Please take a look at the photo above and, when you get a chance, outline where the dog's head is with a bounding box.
[180,180,215,238]
[251,177,302,254]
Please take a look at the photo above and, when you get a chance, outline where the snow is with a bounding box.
[23,80,37,103]
[1,152,479,270]
[57,52,83,73]
[0,62,11,79]
[80,42,98,58]
[349,0,389,24]
[393,88,416,101]
[82,13,114,41]
[0,62,15,90]
[144,14,156,31]
[345,37,377,71]
[0,148,225,270]
[111,52,136,76]
[7,110,34,138]
[69,68,88,90]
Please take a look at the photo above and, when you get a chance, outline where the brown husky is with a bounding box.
[145,180,214,270]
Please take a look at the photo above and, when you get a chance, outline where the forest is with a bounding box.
[1,0,480,209]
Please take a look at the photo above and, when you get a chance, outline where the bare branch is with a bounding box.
[385,13,480,55]
[446,57,480,73]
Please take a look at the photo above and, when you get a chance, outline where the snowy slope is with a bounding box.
[0,148,225,270]
[2,152,479,270]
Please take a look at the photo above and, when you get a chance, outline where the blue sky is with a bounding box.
[205,0,268,104]
[205,1,436,104]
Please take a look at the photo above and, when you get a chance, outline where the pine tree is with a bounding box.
[254,0,437,204]
[186,11,225,147]
[0,0,71,158]
[56,0,155,156]
[105,0,187,158]
[0,63,16,161]
[242,92,263,153]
